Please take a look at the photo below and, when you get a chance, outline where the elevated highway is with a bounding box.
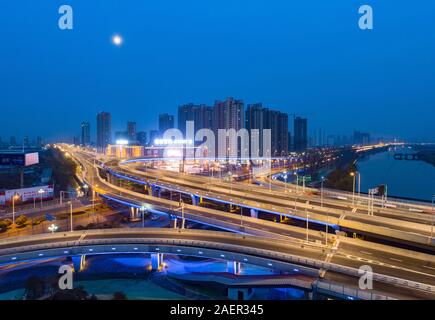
[58,146,435,299]
[98,157,435,249]
[0,228,434,300]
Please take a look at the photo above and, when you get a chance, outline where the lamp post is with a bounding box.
[92,184,98,215]
[321,176,325,208]
[431,195,435,240]
[141,205,146,228]
[68,201,73,232]
[181,201,185,229]
[283,171,288,193]
[48,224,58,234]
[350,172,356,205]
[228,171,233,195]
[294,172,299,192]
[38,188,45,209]
[12,194,19,225]
[305,201,309,243]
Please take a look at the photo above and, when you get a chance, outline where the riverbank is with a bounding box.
[356,146,435,201]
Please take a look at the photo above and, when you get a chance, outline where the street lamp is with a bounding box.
[321,176,325,208]
[38,188,45,209]
[305,201,309,243]
[320,176,329,246]
[11,193,19,225]
[294,172,299,192]
[350,172,356,205]
[92,184,98,215]
[431,195,435,240]
[48,224,58,234]
[283,171,288,193]
[181,201,185,229]
[68,201,73,232]
[228,171,233,195]
[140,205,147,228]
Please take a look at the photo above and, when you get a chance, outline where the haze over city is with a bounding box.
[1,0,435,142]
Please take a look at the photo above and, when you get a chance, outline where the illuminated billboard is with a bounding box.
[25,152,39,166]
[0,152,39,167]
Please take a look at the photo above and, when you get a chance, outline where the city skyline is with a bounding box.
[0,1,435,304]
[1,1,435,142]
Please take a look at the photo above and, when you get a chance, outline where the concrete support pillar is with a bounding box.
[228,288,254,300]
[144,185,152,195]
[227,261,241,274]
[191,195,198,206]
[130,207,134,220]
[304,291,314,300]
[280,215,288,223]
[72,255,86,272]
[169,217,178,229]
[151,253,163,271]
[250,208,258,219]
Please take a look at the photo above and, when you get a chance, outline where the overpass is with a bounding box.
[57,146,435,296]
[0,228,433,300]
[98,155,435,250]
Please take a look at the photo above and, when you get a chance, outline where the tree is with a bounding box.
[49,286,89,300]
[25,276,46,300]
[15,215,28,227]
[112,291,127,300]
[0,221,8,232]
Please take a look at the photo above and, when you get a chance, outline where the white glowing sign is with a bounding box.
[154,139,193,146]
[116,139,129,145]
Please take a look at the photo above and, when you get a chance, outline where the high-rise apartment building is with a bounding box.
[81,121,91,146]
[96,111,112,150]
[293,116,308,151]
[246,103,288,157]
[159,113,175,135]
[127,122,137,142]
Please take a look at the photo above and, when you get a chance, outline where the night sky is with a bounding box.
[1,1,434,142]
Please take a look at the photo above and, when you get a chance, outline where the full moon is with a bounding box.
[112,34,123,46]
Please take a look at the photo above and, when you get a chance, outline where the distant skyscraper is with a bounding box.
[23,136,29,147]
[353,131,371,146]
[96,111,112,151]
[178,103,213,137]
[127,122,137,142]
[213,97,244,157]
[149,130,160,145]
[159,113,175,135]
[115,131,128,142]
[213,97,244,132]
[81,121,91,146]
[73,136,80,146]
[10,136,16,146]
[293,116,308,151]
[246,103,288,156]
[136,131,147,146]
[36,136,43,147]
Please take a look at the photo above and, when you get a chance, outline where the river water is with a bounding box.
[356,146,435,202]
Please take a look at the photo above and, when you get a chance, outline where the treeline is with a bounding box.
[324,163,357,192]
[39,148,78,194]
